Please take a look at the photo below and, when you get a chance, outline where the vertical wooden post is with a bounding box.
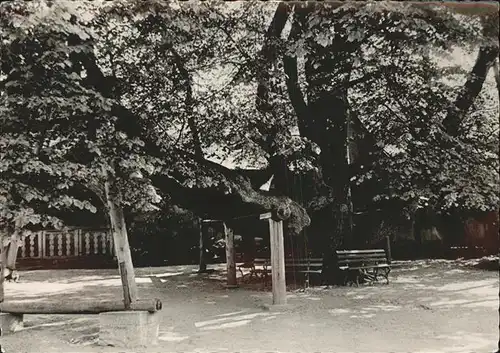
[223,222,237,287]
[261,212,287,305]
[5,230,20,271]
[104,167,138,305]
[0,236,5,303]
[198,219,207,273]
[385,236,392,264]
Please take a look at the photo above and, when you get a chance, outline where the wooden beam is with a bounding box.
[223,222,237,287]
[259,212,272,220]
[268,218,287,305]
[0,299,162,315]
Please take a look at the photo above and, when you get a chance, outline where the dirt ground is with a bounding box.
[0,259,498,353]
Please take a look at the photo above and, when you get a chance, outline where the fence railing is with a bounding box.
[18,229,114,259]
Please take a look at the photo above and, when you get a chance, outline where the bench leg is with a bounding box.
[373,268,379,283]
[363,270,376,286]
[248,269,256,281]
[385,268,391,285]
[264,272,271,289]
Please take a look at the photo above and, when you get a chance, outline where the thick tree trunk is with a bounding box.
[256,2,293,113]
[295,4,358,283]
[168,44,204,158]
[253,3,295,197]
[103,168,138,306]
[254,3,358,284]
[305,46,355,248]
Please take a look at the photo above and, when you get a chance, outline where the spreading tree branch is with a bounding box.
[256,2,292,113]
[283,3,310,138]
[442,15,499,137]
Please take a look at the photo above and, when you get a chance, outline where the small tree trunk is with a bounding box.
[5,231,19,270]
[198,219,207,273]
[493,59,500,95]
[0,236,5,303]
[103,169,138,306]
[223,223,237,287]
[3,229,21,282]
[5,231,20,270]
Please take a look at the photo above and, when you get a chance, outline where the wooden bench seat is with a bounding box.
[336,249,391,286]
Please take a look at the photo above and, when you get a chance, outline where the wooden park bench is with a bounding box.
[336,249,391,286]
[285,257,323,285]
[238,258,271,281]
[239,257,324,287]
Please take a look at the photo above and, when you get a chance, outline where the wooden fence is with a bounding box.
[17,229,115,260]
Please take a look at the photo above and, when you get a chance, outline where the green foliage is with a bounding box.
[347,30,498,213]
[283,2,499,214]
[0,0,497,241]
[0,0,163,232]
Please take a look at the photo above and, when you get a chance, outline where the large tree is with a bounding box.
[0,1,311,294]
[91,1,498,257]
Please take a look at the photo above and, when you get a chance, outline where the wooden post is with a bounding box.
[104,167,138,305]
[1,236,5,303]
[198,219,207,273]
[5,231,20,270]
[385,236,392,264]
[2,228,21,281]
[223,222,237,287]
[261,212,287,305]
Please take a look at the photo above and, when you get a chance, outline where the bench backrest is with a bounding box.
[254,258,270,267]
[253,258,323,270]
[285,258,323,270]
[336,249,388,268]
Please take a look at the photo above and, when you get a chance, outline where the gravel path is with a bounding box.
[1,261,498,353]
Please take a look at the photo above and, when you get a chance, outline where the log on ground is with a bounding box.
[0,298,162,314]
